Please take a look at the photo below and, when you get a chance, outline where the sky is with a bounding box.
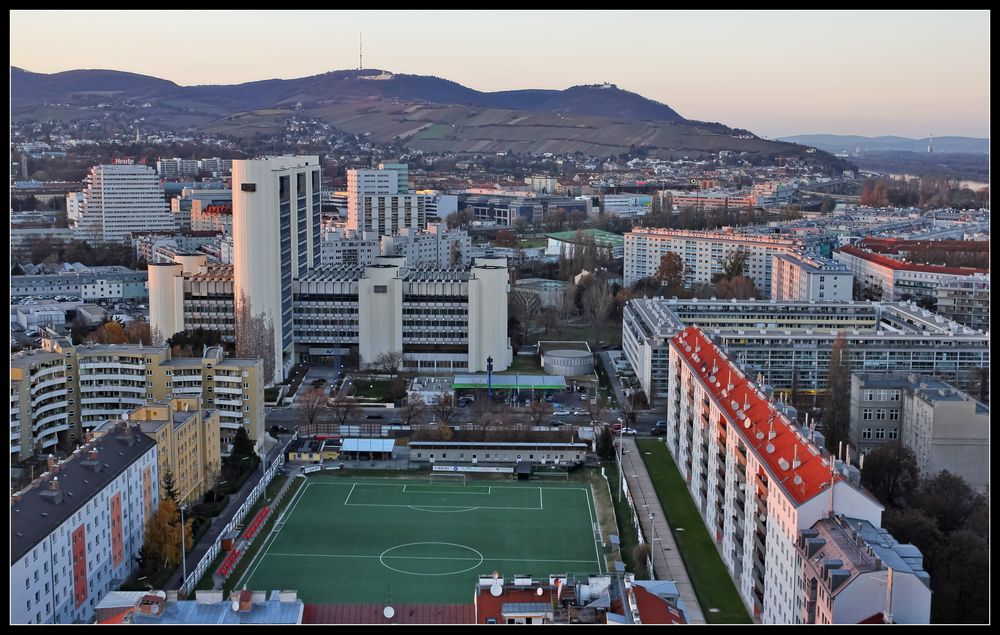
[10,10,990,139]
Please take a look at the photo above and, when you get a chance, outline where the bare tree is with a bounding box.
[389,376,408,404]
[510,290,541,343]
[329,396,361,427]
[527,399,553,426]
[581,277,614,351]
[402,395,426,425]
[368,350,404,379]
[431,394,458,426]
[585,391,608,424]
[297,386,328,431]
[235,291,276,384]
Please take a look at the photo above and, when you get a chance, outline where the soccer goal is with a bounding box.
[429,472,466,486]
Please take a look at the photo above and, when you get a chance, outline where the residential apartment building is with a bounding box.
[130,398,221,504]
[156,158,201,180]
[850,373,989,492]
[771,254,853,302]
[170,189,232,231]
[11,267,148,302]
[148,255,235,343]
[833,245,988,302]
[665,326,929,623]
[319,228,382,267]
[935,274,989,331]
[624,227,802,292]
[667,189,756,210]
[622,298,989,401]
[380,222,472,267]
[232,156,322,383]
[132,232,223,264]
[797,515,931,624]
[347,166,428,236]
[71,164,175,243]
[457,192,589,226]
[10,422,159,624]
[10,338,264,463]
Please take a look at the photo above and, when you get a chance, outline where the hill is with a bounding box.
[778,133,988,154]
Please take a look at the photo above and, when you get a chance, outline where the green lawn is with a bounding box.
[636,439,751,624]
[499,355,543,374]
[237,476,604,604]
[554,324,622,347]
[351,379,393,401]
[520,238,548,248]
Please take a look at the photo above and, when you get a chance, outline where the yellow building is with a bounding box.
[131,397,221,504]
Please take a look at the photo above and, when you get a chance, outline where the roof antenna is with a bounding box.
[359,32,363,71]
[727,369,733,391]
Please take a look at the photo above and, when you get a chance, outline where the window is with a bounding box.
[888,429,899,440]
[875,428,885,440]
[862,408,873,421]
[862,428,872,440]
[863,390,874,402]
[876,408,887,420]
[888,409,899,420]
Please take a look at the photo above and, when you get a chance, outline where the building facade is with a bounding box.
[71,164,175,243]
[771,254,853,302]
[232,156,322,383]
[935,274,989,331]
[10,422,159,624]
[624,228,802,292]
[12,267,148,302]
[347,166,428,236]
[148,255,235,343]
[834,245,988,302]
[380,222,472,267]
[622,298,989,401]
[665,326,928,623]
[319,228,382,267]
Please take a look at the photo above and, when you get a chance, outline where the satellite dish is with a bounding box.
[156,591,166,599]
[490,583,503,597]
[383,606,395,619]
[536,587,544,597]
[122,412,129,421]
[150,604,159,615]
[231,600,240,612]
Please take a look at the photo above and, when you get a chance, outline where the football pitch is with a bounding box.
[236,475,606,604]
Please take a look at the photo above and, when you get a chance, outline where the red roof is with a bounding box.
[836,245,987,275]
[858,612,888,624]
[99,608,134,624]
[671,326,837,505]
[302,603,475,624]
[476,587,556,624]
[858,237,989,254]
[632,586,686,624]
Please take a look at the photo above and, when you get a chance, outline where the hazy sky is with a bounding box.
[10,10,990,138]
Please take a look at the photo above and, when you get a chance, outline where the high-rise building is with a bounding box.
[347,166,427,236]
[935,274,989,331]
[232,156,322,383]
[11,421,159,624]
[666,326,929,624]
[771,253,853,302]
[71,164,175,243]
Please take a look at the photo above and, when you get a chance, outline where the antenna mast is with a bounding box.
[359,32,363,70]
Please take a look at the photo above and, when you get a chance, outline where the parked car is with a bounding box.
[365,414,384,420]
[655,420,668,431]
[650,427,666,436]
[549,420,565,427]
[553,409,571,416]
[622,428,638,436]
[389,419,404,426]
[571,409,588,417]
[611,423,622,432]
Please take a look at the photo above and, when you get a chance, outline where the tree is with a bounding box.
[431,394,458,426]
[585,392,608,424]
[538,307,559,335]
[820,195,836,213]
[124,319,153,345]
[510,291,541,343]
[927,529,989,624]
[167,328,224,357]
[527,399,553,426]
[448,240,462,267]
[544,208,567,233]
[632,543,652,578]
[235,291,276,385]
[912,470,986,533]
[860,442,919,507]
[401,395,426,425]
[494,229,520,248]
[329,396,361,427]
[296,386,329,431]
[567,210,588,230]
[445,209,473,229]
[880,507,945,556]
[655,252,684,291]
[581,278,614,351]
[367,350,403,379]
[86,320,128,344]
[821,334,851,454]
[160,465,179,504]
[596,425,615,460]
[389,376,408,404]
[719,249,749,281]
[230,426,255,461]
[143,497,193,570]
[714,275,760,300]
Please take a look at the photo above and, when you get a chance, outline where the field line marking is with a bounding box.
[344,482,358,505]
[585,485,604,575]
[539,488,544,510]
[238,480,311,589]
[346,502,538,511]
[302,481,587,493]
[267,552,599,564]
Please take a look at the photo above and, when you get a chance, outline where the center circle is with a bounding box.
[379,542,484,576]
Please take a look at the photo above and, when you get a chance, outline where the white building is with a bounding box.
[600,194,652,218]
[771,254,853,302]
[347,166,428,236]
[319,228,382,266]
[10,423,159,624]
[666,326,929,623]
[834,245,988,302]
[232,156,322,384]
[66,192,85,226]
[624,228,802,292]
[935,274,989,331]
[71,164,175,243]
[380,222,472,267]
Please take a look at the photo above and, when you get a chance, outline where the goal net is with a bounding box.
[429,472,466,486]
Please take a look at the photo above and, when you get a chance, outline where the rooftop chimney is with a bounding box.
[88,449,98,461]
[49,476,60,492]
[47,454,57,471]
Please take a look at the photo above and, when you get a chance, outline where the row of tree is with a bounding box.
[859,176,988,210]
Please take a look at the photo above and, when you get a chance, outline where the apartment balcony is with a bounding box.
[32,400,68,419]
[214,397,243,407]
[34,411,68,430]
[31,376,67,395]
[173,386,202,395]
[213,374,243,384]
[214,386,242,396]
[171,374,204,383]
[219,420,243,430]
[80,373,144,383]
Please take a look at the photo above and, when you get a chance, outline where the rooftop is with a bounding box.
[545,228,624,247]
[836,244,988,276]
[303,603,474,624]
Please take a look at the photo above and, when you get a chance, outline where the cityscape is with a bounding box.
[9,10,989,626]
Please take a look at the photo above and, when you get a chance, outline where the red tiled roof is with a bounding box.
[858,238,989,254]
[671,326,837,506]
[99,608,134,624]
[836,245,987,275]
[632,586,686,624]
[858,612,887,624]
[302,603,475,624]
[476,587,556,624]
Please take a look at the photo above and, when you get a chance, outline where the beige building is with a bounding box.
[131,397,222,504]
[10,338,265,464]
[148,254,235,344]
[771,253,853,302]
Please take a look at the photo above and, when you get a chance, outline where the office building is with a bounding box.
[130,397,222,504]
[232,156,322,383]
[665,326,928,623]
[319,229,382,267]
[622,298,989,401]
[850,374,989,492]
[11,266,148,302]
[380,222,472,267]
[833,245,988,302]
[11,421,159,624]
[347,167,428,236]
[156,158,201,180]
[771,254,853,302]
[148,255,236,343]
[624,228,802,292]
[170,189,232,231]
[71,164,175,243]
